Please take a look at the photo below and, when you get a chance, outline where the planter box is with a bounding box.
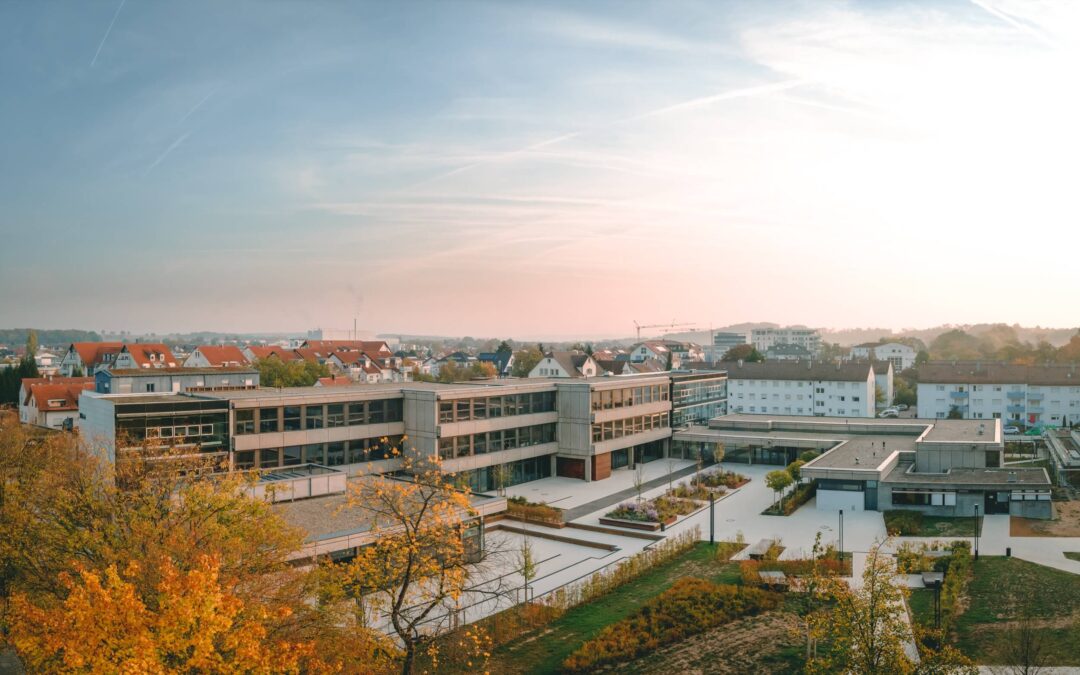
[598,515,675,531]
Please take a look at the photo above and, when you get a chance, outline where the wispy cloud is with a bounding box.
[146,132,190,173]
[90,0,126,67]
[969,0,1057,48]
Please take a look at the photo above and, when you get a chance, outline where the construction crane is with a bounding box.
[633,320,697,341]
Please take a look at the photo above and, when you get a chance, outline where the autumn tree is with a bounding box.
[327,452,506,675]
[721,344,764,362]
[256,355,330,387]
[511,346,543,377]
[808,543,913,674]
[0,413,370,672]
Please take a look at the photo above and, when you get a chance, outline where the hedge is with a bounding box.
[562,578,781,672]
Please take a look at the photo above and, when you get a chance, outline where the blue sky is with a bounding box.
[1,1,1077,338]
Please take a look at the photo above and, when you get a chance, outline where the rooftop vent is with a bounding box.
[1007,471,1018,483]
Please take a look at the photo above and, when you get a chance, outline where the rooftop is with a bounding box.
[883,464,1051,487]
[918,361,1080,386]
[725,360,873,382]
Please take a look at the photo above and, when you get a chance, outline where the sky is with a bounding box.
[1,1,1078,340]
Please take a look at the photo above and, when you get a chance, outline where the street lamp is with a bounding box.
[973,503,980,561]
[838,509,844,563]
[709,492,716,545]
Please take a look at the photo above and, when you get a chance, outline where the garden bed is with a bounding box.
[506,496,564,526]
[602,495,700,530]
[884,510,982,537]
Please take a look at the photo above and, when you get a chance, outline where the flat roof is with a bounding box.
[107,367,258,376]
[883,464,1051,487]
[803,437,915,470]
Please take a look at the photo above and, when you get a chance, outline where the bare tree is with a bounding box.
[998,606,1049,675]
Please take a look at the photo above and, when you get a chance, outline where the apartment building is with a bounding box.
[674,415,1052,519]
[916,362,1080,426]
[184,346,250,368]
[765,344,813,361]
[750,328,822,355]
[727,360,875,418]
[79,373,717,491]
[850,342,916,371]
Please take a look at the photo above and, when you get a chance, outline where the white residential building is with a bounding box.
[850,342,916,371]
[916,362,1080,426]
[751,328,822,355]
[529,352,599,378]
[726,360,876,418]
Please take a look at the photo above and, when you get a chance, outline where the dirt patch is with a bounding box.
[618,611,803,675]
[1011,501,1080,537]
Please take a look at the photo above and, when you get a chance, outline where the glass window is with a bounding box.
[305,405,324,430]
[234,451,255,470]
[456,436,471,458]
[488,396,502,418]
[438,437,453,457]
[348,402,366,425]
[283,406,302,431]
[347,440,367,464]
[326,403,345,427]
[235,409,255,435]
[303,443,324,464]
[259,408,279,433]
[439,401,454,423]
[369,400,386,424]
[326,442,345,466]
[386,398,403,422]
[283,446,302,466]
[474,433,488,454]
[474,398,487,419]
[258,448,280,468]
[456,399,471,422]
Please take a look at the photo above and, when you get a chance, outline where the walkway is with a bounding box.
[561,463,703,521]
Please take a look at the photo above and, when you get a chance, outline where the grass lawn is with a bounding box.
[908,588,935,627]
[885,510,982,537]
[1065,552,1080,562]
[490,542,743,674]
[952,557,1080,665]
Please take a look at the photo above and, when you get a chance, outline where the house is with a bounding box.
[315,375,357,387]
[726,360,876,418]
[58,342,124,376]
[528,352,599,378]
[916,362,1080,426]
[109,343,179,370]
[184,345,250,368]
[301,340,393,359]
[18,376,94,426]
[243,346,300,362]
[22,380,95,430]
[765,343,814,361]
[428,352,475,378]
[34,350,62,375]
[477,351,514,378]
[850,342,916,371]
[594,359,632,376]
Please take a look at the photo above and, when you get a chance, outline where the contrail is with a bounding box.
[91,0,127,67]
[969,0,1056,48]
[410,78,804,187]
[629,78,805,121]
[179,86,219,125]
[146,132,189,173]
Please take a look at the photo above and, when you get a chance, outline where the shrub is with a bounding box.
[714,541,745,562]
[605,500,659,522]
[762,481,817,516]
[671,481,712,501]
[884,510,924,536]
[506,499,563,525]
[562,578,781,672]
[693,468,749,490]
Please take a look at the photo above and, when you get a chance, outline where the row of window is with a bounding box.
[891,489,958,507]
[736,393,861,402]
[438,392,556,423]
[732,380,862,388]
[235,399,404,434]
[671,380,727,406]
[590,385,670,411]
[146,424,216,439]
[233,435,404,470]
[591,413,670,443]
[438,423,556,459]
[937,385,1080,393]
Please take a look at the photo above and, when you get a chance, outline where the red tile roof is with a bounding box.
[21,376,94,405]
[69,342,124,368]
[302,340,391,355]
[28,381,94,412]
[120,343,178,368]
[246,346,299,362]
[191,345,249,366]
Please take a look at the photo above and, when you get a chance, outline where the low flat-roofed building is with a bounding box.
[672,414,1052,519]
[95,367,259,395]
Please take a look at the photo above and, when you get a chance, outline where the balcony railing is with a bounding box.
[949,391,969,399]
[1006,391,1024,400]
[1007,404,1026,414]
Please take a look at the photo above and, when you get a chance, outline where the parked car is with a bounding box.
[1003,425,1021,434]
[879,410,899,418]
[895,404,909,411]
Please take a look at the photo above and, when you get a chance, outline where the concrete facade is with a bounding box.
[916,362,1080,426]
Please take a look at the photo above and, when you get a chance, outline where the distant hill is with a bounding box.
[0,329,102,348]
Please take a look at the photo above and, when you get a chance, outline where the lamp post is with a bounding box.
[838,509,844,563]
[709,492,716,545]
[973,503,980,561]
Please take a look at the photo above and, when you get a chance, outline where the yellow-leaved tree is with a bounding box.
[325,448,502,675]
